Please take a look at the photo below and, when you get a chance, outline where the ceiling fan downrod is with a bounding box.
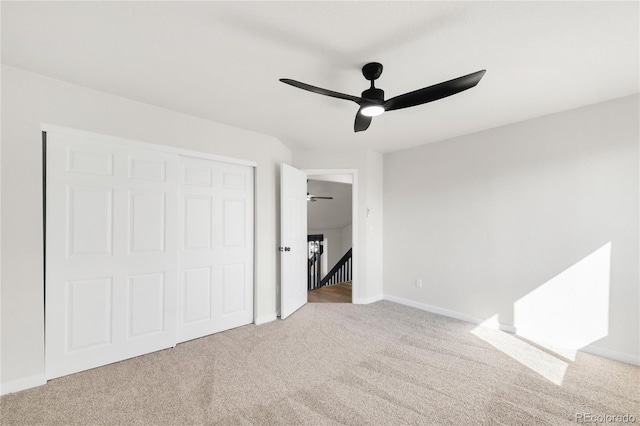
[361,62,385,102]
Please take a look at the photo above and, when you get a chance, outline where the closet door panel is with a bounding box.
[46,132,178,380]
[177,157,253,342]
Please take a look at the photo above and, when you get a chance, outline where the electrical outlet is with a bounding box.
[415,279,422,288]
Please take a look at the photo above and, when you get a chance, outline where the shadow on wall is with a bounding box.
[471,243,611,385]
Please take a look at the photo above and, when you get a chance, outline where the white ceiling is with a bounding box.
[2,2,638,154]
[307,179,352,230]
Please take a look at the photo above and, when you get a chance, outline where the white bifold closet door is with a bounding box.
[45,129,253,380]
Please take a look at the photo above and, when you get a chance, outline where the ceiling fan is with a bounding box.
[280,62,485,132]
[307,193,333,202]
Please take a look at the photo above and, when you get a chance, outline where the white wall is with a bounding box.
[294,149,384,303]
[366,150,384,301]
[341,223,353,257]
[0,66,291,391]
[384,94,639,363]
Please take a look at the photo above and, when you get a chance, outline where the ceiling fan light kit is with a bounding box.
[360,105,385,117]
[280,62,486,132]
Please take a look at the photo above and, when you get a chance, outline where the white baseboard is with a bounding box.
[383,294,639,366]
[1,374,47,396]
[580,344,640,366]
[254,313,277,325]
[353,294,384,305]
[383,294,514,333]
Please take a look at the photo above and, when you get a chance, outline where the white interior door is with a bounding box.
[45,131,178,380]
[280,163,307,319]
[177,156,254,343]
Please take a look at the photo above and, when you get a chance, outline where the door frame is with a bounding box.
[303,169,358,303]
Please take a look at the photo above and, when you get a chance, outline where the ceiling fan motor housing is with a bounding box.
[361,87,384,102]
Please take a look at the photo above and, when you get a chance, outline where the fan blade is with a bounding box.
[384,70,486,112]
[280,79,362,104]
[354,109,372,132]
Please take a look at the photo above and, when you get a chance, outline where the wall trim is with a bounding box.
[384,294,639,365]
[0,374,47,396]
[254,314,277,325]
[384,294,512,333]
[41,124,257,167]
[353,294,384,305]
[580,344,640,366]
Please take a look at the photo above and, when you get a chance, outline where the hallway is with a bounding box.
[308,282,352,303]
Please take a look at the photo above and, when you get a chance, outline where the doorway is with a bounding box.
[304,170,356,303]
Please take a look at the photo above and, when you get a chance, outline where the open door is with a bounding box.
[280,163,308,319]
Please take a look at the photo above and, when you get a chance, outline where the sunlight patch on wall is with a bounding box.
[514,243,611,361]
[471,316,568,385]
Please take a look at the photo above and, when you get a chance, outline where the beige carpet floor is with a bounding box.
[1,301,638,425]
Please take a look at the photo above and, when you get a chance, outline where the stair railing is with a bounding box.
[318,248,352,288]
